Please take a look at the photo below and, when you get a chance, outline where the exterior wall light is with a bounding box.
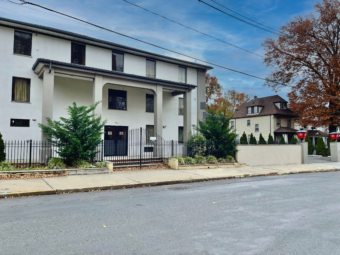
[330,132,340,142]
[296,129,307,142]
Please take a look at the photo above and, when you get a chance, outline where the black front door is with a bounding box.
[104,126,128,156]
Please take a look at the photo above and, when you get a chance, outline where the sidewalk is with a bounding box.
[1,160,339,198]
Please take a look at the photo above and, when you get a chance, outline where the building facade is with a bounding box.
[231,95,298,143]
[0,17,211,148]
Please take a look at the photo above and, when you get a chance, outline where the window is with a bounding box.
[230,121,235,129]
[146,94,154,113]
[254,106,258,113]
[146,125,154,144]
[179,98,184,115]
[200,102,206,110]
[277,117,281,127]
[247,120,251,126]
[287,119,292,128]
[108,89,127,110]
[248,107,252,114]
[71,42,85,65]
[112,51,124,72]
[14,31,32,56]
[12,77,30,103]
[281,102,287,109]
[203,112,207,119]
[178,67,186,83]
[10,119,29,127]
[255,124,259,132]
[178,127,184,143]
[146,60,156,78]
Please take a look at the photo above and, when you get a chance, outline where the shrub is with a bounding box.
[73,159,92,169]
[226,155,236,163]
[305,135,314,155]
[206,155,218,164]
[316,137,327,156]
[258,134,266,144]
[194,155,206,164]
[39,102,106,166]
[249,133,257,144]
[0,132,5,163]
[218,158,227,163]
[48,158,66,169]
[187,133,207,157]
[184,157,196,165]
[279,136,286,144]
[96,162,107,168]
[268,134,275,144]
[174,157,185,165]
[0,162,14,171]
[290,136,298,144]
[240,132,248,144]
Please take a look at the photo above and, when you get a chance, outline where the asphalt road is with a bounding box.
[1,172,340,255]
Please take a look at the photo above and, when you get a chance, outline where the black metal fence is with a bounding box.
[3,128,219,168]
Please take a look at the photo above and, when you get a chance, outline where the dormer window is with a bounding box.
[281,102,287,110]
[247,106,260,115]
[248,107,251,114]
[254,106,258,113]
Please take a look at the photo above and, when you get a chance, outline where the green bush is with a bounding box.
[249,134,257,145]
[184,157,196,165]
[226,155,236,163]
[174,157,185,165]
[316,137,327,156]
[268,134,275,144]
[290,136,298,144]
[0,162,14,171]
[206,155,218,164]
[279,136,286,144]
[96,162,107,168]
[305,135,314,155]
[0,132,5,163]
[258,134,266,144]
[48,158,66,169]
[187,133,208,157]
[240,132,248,144]
[194,155,206,164]
[72,159,92,169]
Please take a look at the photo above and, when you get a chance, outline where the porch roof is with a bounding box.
[308,130,329,138]
[274,127,298,134]
[32,59,197,90]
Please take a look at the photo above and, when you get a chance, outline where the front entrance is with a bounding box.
[104,126,128,156]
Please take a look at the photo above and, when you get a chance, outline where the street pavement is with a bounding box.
[1,171,340,255]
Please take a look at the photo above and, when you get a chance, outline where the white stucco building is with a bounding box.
[0,17,211,153]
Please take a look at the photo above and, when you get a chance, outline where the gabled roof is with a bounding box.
[233,95,298,119]
[274,127,298,134]
[308,130,329,137]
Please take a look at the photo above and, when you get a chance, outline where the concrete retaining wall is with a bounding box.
[236,145,303,166]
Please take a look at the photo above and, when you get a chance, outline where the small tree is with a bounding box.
[240,132,248,144]
[39,102,106,165]
[187,133,207,157]
[316,137,327,156]
[279,136,286,144]
[268,134,275,144]
[0,132,5,163]
[290,136,298,144]
[197,111,237,158]
[305,135,314,155]
[249,133,257,144]
[258,133,266,144]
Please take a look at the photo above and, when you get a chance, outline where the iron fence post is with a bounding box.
[29,139,32,167]
[140,127,142,169]
[101,139,104,162]
[171,140,174,158]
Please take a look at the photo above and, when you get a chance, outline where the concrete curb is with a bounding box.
[1,168,339,199]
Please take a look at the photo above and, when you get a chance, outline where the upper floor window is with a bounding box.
[179,98,184,115]
[10,119,30,127]
[247,107,251,114]
[146,94,154,113]
[247,120,251,126]
[254,106,258,113]
[12,77,30,103]
[230,121,235,129]
[281,102,287,109]
[112,51,124,72]
[108,89,127,110]
[178,67,186,83]
[14,31,32,56]
[287,119,292,128]
[277,117,281,127]
[146,60,156,78]
[255,124,259,132]
[71,42,85,65]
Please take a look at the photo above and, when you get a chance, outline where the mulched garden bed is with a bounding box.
[111,163,171,171]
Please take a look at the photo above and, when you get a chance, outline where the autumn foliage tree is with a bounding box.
[205,73,222,106]
[263,0,340,132]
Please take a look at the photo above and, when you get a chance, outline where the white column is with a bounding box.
[93,75,103,117]
[154,85,163,138]
[41,67,55,142]
[183,90,192,142]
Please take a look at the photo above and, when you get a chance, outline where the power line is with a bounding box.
[123,0,263,58]
[4,0,338,99]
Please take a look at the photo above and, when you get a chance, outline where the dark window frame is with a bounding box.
[179,98,184,115]
[10,119,30,127]
[146,59,156,78]
[287,119,292,128]
[13,30,32,56]
[247,120,251,126]
[255,124,259,132]
[146,94,154,113]
[231,121,235,129]
[71,42,86,65]
[281,102,287,110]
[12,77,31,103]
[112,51,124,72]
[178,126,184,143]
[247,107,252,114]
[277,117,281,127]
[108,89,127,110]
[178,66,187,84]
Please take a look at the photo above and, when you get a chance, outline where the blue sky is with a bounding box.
[0,0,319,100]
